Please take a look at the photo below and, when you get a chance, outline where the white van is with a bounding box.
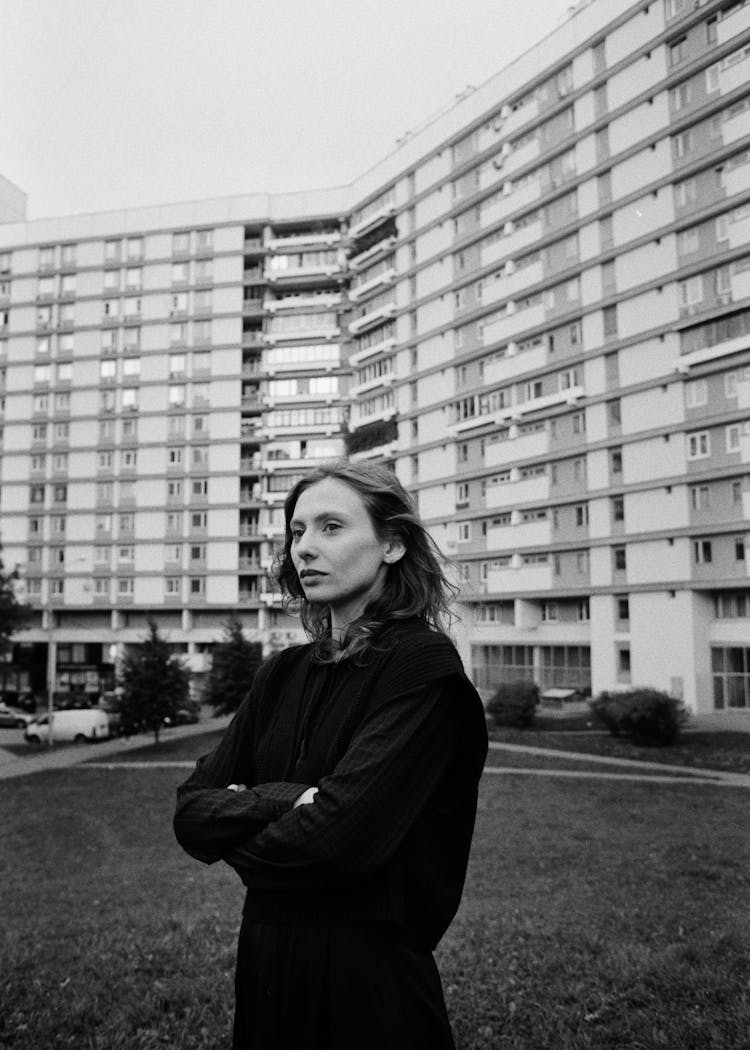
[25,708,111,745]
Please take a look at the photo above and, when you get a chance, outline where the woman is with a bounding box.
[174,461,488,1049]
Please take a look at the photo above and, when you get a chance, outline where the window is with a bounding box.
[670,82,692,111]
[126,237,143,261]
[165,577,181,596]
[121,389,138,411]
[191,446,208,467]
[673,128,694,158]
[189,577,206,596]
[674,177,697,208]
[171,262,190,285]
[53,484,67,504]
[51,515,66,536]
[665,0,687,19]
[173,231,190,254]
[190,544,206,562]
[669,36,687,66]
[121,449,137,469]
[575,504,589,527]
[195,229,213,252]
[603,305,618,337]
[457,523,471,542]
[614,547,627,571]
[191,511,208,530]
[617,647,631,677]
[119,513,135,534]
[616,595,630,621]
[685,379,707,407]
[117,545,135,563]
[694,539,713,563]
[687,431,710,459]
[679,276,703,308]
[191,479,208,497]
[612,496,625,523]
[167,480,183,499]
[735,537,746,562]
[122,357,140,378]
[117,578,135,596]
[726,424,741,453]
[168,448,183,466]
[29,484,45,505]
[678,227,700,254]
[690,484,710,510]
[732,480,743,505]
[610,448,622,475]
[541,602,558,622]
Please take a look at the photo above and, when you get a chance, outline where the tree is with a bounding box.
[203,616,263,715]
[116,618,190,744]
[0,551,33,655]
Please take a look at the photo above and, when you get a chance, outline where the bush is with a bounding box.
[486,680,539,728]
[590,688,688,746]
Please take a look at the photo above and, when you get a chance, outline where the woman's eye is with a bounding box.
[291,529,303,541]
[323,522,340,533]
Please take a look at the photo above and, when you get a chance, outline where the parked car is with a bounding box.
[0,703,34,729]
[164,702,201,727]
[24,708,111,745]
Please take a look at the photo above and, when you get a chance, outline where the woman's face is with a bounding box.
[289,477,404,632]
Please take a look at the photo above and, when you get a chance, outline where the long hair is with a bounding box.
[274,460,457,662]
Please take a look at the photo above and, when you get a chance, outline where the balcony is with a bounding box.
[486,559,553,594]
[348,235,397,271]
[482,260,545,308]
[349,336,396,367]
[486,519,552,551]
[481,219,542,268]
[264,292,341,311]
[483,338,550,386]
[718,3,750,45]
[349,203,396,242]
[482,301,546,345]
[349,301,396,335]
[486,473,550,510]
[350,372,394,398]
[265,231,341,250]
[481,177,541,230]
[485,427,550,468]
[348,268,396,302]
[722,106,750,146]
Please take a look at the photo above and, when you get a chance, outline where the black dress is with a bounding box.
[174,622,488,1049]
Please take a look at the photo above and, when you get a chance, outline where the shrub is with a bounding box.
[590,688,688,746]
[486,680,539,728]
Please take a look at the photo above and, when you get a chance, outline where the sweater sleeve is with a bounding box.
[173,657,311,864]
[221,678,472,889]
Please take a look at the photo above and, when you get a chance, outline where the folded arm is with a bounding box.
[173,686,310,864]
[222,682,462,888]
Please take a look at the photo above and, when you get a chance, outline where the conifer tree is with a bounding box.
[117,618,190,744]
[203,616,263,715]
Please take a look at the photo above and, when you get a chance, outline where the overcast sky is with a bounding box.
[3,0,578,220]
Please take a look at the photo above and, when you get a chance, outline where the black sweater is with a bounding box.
[173,621,488,951]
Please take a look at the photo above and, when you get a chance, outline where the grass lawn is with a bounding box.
[2,732,749,1050]
[490,723,750,775]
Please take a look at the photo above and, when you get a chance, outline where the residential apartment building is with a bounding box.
[1,0,749,715]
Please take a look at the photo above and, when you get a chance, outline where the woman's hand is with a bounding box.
[227,783,247,793]
[293,787,319,808]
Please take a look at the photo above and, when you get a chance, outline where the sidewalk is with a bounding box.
[0,715,232,781]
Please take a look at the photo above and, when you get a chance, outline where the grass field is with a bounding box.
[1,734,749,1049]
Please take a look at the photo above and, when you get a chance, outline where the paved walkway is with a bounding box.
[0,715,232,781]
[2,721,747,788]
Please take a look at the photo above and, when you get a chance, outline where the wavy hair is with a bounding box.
[274,460,457,662]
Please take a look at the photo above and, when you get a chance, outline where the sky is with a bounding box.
[3,0,579,220]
